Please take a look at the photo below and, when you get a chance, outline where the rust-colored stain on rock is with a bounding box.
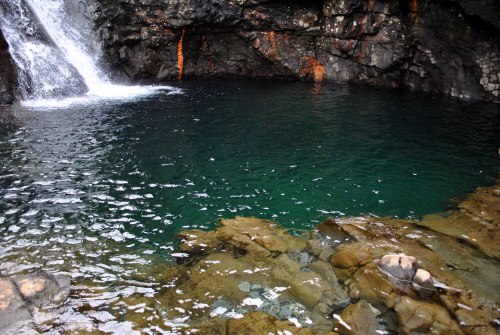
[268,31,278,58]
[410,0,419,22]
[177,28,185,80]
[300,57,325,82]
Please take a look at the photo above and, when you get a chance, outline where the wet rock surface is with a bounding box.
[165,179,499,334]
[89,0,500,101]
[0,29,16,105]
[0,271,70,334]
[0,180,498,334]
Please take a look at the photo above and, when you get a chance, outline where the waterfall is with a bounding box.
[0,0,178,104]
[0,0,87,99]
[24,0,108,91]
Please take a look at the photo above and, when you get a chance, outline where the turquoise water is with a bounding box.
[0,80,499,263]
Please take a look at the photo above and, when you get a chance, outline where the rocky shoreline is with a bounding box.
[1,177,498,334]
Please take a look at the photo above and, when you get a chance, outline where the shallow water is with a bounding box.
[0,80,499,332]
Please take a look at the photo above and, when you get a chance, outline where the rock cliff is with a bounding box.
[93,0,500,101]
[0,0,499,103]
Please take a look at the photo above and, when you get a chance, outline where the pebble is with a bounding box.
[238,281,251,293]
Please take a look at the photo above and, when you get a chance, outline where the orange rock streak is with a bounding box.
[300,57,325,82]
[177,28,185,80]
[410,0,419,22]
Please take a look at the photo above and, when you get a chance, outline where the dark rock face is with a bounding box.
[94,0,500,101]
[0,29,16,105]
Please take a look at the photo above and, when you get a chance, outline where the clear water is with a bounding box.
[0,80,499,270]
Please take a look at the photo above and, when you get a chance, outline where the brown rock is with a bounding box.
[350,262,399,308]
[0,279,17,311]
[0,278,32,333]
[310,261,350,309]
[332,300,382,335]
[330,245,372,269]
[218,217,301,256]
[418,180,500,260]
[272,255,324,308]
[177,229,222,257]
[394,296,462,335]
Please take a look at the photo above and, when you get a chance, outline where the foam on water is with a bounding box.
[22,85,183,108]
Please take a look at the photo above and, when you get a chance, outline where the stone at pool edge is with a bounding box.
[377,254,435,297]
[0,272,71,334]
[332,300,382,335]
[0,278,32,332]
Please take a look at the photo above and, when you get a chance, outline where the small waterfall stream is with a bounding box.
[0,0,88,99]
[0,0,177,104]
[24,0,108,91]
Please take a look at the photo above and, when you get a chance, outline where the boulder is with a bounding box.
[0,278,32,331]
[376,254,418,292]
[332,300,382,335]
[394,296,462,335]
[0,272,70,334]
[412,269,434,298]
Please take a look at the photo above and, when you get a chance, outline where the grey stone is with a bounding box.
[278,305,292,319]
[213,299,231,310]
[0,278,32,333]
[261,303,281,317]
[237,281,251,293]
[249,291,261,299]
[299,252,314,266]
[250,284,262,291]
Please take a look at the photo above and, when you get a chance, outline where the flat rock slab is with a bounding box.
[0,278,32,333]
[0,272,70,334]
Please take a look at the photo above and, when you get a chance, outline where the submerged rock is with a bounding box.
[227,311,339,335]
[332,300,382,335]
[418,179,500,260]
[59,179,496,335]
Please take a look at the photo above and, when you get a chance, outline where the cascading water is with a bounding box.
[0,0,87,99]
[0,0,178,104]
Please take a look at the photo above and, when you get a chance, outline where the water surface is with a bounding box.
[0,79,499,279]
